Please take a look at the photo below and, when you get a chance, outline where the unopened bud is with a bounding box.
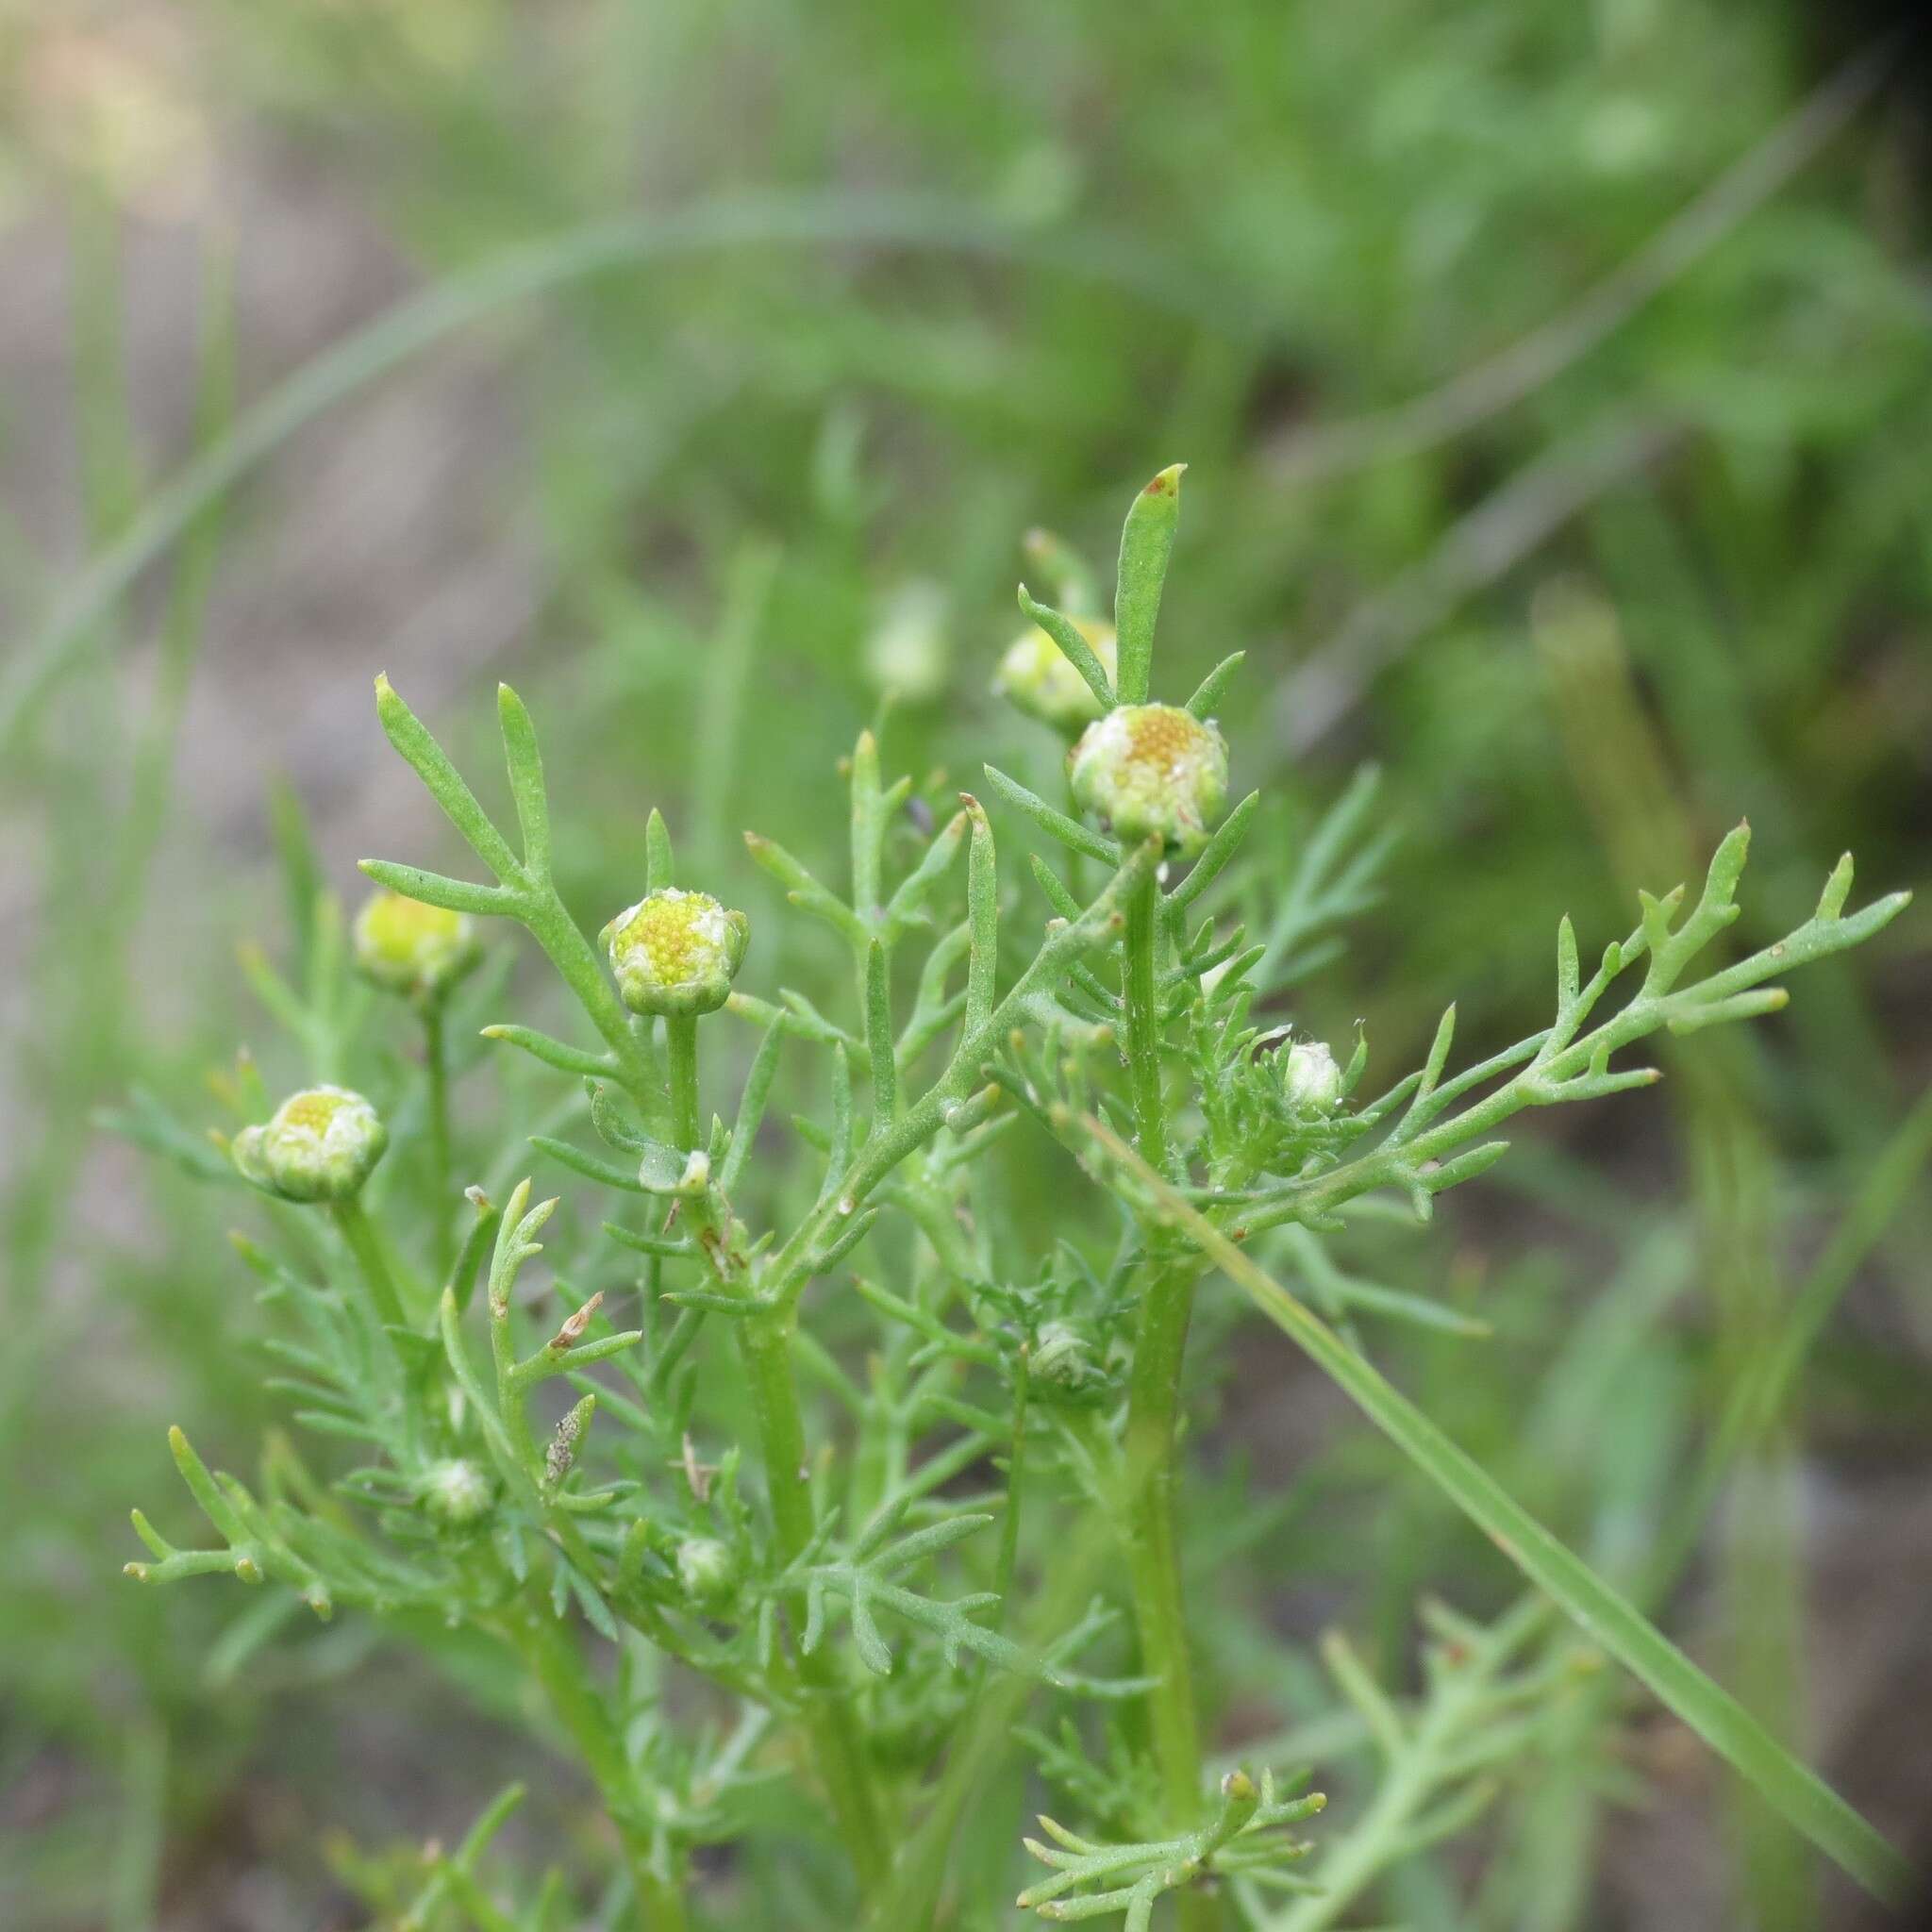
[601,889,749,1017]
[1281,1040,1342,1113]
[995,618,1118,734]
[1029,1321,1103,1395]
[232,1086,388,1203]
[675,1536,740,1607]
[421,1457,493,1527]
[1069,704,1228,854]
[353,890,481,1000]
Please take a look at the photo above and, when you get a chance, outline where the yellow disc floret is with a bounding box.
[600,888,750,1017]
[231,1085,389,1204]
[1068,703,1229,855]
[353,889,481,999]
[993,618,1119,734]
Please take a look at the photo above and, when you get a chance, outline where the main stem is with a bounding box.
[664,1013,886,1890]
[513,1598,688,1930]
[741,1310,888,1886]
[1118,871,1214,1929]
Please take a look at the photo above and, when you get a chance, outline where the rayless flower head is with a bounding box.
[421,1457,494,1528]
[1068,703,1228,854]
[601,888,749,1018]
[353,888,481,1000]
[232,1085,388,1203]
[994,618,1118,734]
[1281,1039,1343,1113]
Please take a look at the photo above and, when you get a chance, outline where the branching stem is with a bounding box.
[675,1008,888,1885]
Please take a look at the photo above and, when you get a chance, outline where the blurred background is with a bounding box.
[1,2,1927,1927]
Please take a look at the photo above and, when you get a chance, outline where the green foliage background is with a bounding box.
[1,1,1926,1925]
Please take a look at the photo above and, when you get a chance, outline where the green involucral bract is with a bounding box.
[230,1085,388,1203]
[600,886,750,1016]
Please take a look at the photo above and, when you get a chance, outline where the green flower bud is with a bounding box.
[421,1457,494,1527]
[1029,1321,1102,1393]
[1281,1040,1342,1113]
[675,1536,740,1607]
[1068,704,1228,855]
[994,618,1118,734]
[600,889,749,1018]
[231,1086,388,1203]
[353,888,481,1000]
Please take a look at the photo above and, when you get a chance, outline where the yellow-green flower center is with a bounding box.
[612,891,730,985]
[279,1090,349,1137]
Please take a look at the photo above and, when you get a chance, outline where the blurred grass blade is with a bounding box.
[1079,1113,1910,1904]
[2,192,1264,753]
[108,1719,166,1932]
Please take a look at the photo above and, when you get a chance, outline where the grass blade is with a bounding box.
[1078,1113,1909,1904]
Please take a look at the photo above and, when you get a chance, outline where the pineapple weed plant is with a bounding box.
[122,468,1911,1930]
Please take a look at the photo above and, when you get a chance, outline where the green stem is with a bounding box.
[1117,870,1213,1929]
[423,1002,454,1274]
[675,1009,886,1889]
[1122,873,1168,1173]
[331,1195,408,1331]
[512,1599,688,1930]
[666,1013,701,1152]
[759,845,1156,1309]
[740,1309,887,1888]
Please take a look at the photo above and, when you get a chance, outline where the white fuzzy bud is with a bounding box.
[675,1537,740,1607]
[1282,1041,1342,1113]
[422,1458,493,1527]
